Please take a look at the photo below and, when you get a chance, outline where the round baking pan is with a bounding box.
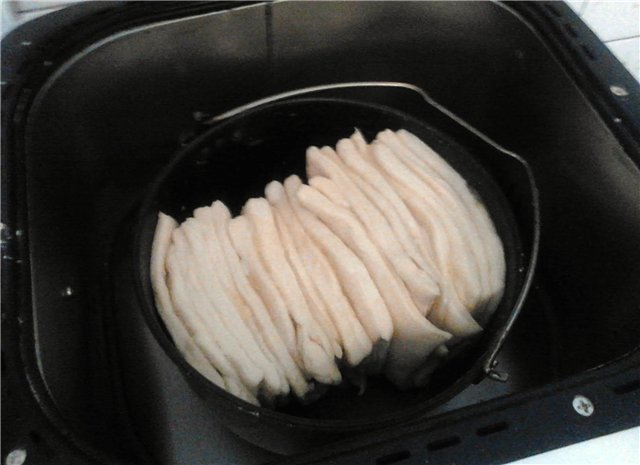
[133,97,534,453]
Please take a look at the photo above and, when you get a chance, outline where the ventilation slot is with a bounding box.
[477,421,509,437]
[376,450,411,465]
[427,436,461,452]
[613,379,640,395]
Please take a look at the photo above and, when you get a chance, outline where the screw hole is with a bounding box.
[427,436,461,452]
[613,379,640,395]
[476,421,509,437]
[376,450,411,465]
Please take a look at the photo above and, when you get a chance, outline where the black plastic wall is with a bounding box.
[3,2,639,464]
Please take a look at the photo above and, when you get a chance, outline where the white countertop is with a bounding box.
[506,427,639,465]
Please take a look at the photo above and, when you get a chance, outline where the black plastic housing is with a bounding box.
[2,2,639,465]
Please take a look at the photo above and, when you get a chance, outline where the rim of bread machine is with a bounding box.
[132,82,540,432]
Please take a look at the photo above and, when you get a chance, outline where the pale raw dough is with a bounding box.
[397,129,506,317]
[165,235,261,402]
[307,144,440,315]
[266,180,373,368]
[198,204,310,398]
[182,218,287,400]
[229,215,341,384]
[149,127,506,403]
[150,213,226,389]
[296,184,452,388]
[284,175,393,371]
[170,229,265,390]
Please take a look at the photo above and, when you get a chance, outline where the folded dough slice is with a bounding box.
[307,145,440,315]
[296,184,452,388]
[266,180,372,367]
[350,128,369,154]
[226,216,300,368]
[371,142,482,309]
[268,204,343,360]
[397,129,505,317]
[165,236,260,403]
[308,177,350,209]
[284,175,393,350]
[229,214,341,386]
[204,202,311,398]
[173,226,280,397]
[166,261,259,404]
[188,210,291,398]
[347,135,484,336]
[377,130,491,314]
[376,170,481,328]
[151,212,225,389]
[312,172,441,316]
[342,131,440,271]
[242,199,341,363]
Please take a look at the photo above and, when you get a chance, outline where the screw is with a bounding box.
[610,85,629,97]
[5,449,27,465]
[61,286,75,298]
[572,395,594,417]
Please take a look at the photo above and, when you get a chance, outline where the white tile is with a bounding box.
[565,0,588,14]
[581,0,640,41]
[606,36,640,81]
[1,1,65,37]
[1,2,18,36]
[14,1,75,13]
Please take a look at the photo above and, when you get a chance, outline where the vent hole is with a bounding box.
[613,379,640,395]
[563,23,579,38]
[477,421,509,437]
[376,450,411,465]
[581,44,596,60]
[427,436,461,452]
[545,3,562,17]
